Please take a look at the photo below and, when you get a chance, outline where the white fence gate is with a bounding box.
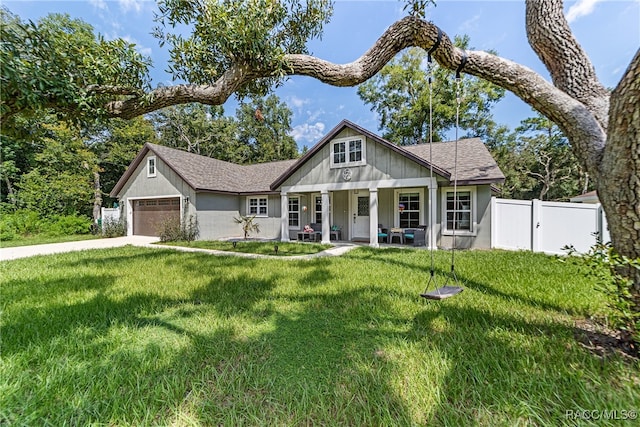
[491,197,609,255]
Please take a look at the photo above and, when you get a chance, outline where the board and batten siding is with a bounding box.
[279,129,427,189]
[117,153,195,233]
[437,185,492,249]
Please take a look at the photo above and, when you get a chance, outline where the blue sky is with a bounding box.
[5,0,639,149]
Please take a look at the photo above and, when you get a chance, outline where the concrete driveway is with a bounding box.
[0,236,159,261]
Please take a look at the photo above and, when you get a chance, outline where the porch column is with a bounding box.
[321,190,330,243]
[280,192,289,242]
[429,178,438,250]
[369,188,379,248]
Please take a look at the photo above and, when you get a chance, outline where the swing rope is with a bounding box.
[421,49,466,301]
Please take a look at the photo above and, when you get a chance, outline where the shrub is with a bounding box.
[46,214,92,236]
[101,217,127,238]
[157,215,199,243]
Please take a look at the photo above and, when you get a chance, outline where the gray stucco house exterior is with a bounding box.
[110,119,505,249]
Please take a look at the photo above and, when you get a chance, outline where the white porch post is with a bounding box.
[321,190,330,243]
[280,192,289,242]
[429,178,438,250]
[369,188,379,248]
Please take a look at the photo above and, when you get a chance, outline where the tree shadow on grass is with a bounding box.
[2,247,634,425]
[408,303,637,424]
[349,246,587,315]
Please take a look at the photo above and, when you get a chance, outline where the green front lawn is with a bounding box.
[1,247,637,425]
[0,233,100,248]
[160,239,332,256]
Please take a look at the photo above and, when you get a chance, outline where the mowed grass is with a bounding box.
[0,233,99,248]
[160,240,332,256]
[1,247,638,425]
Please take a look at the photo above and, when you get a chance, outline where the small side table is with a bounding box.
[389,230,404,244]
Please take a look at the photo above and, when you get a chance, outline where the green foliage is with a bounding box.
[402,0,436,18]
[154,0,333,98]
[15,123,97,216]
[234,214,260,239]
[236,94,299,162]
[101,216,127,238]
[0,8,151,123]
[46,214,92,236]
[0,209,91,238]
[153,104,245,162]
[358,41,506,145]
[491,111,590,201]
[158,215,199,243]
[563,241,640,350]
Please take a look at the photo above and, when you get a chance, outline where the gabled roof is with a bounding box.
[111,120,504,198]
[270,119,504,189]
[110,143,296,197]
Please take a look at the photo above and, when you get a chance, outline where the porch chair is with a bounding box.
[330,225,342,241]
[378,224,388,243]
[310,223,323,241]
[403,227,426,247]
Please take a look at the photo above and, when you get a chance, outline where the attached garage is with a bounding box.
[132,198,180,236]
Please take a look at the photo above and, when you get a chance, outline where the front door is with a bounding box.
[351,191,370,240]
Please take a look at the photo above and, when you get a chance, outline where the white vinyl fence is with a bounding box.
[491,197,609,255]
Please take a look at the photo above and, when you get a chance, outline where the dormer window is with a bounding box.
[330,136,366,168]
[147,156,156,177]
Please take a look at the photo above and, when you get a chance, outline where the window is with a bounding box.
[330,136,366,168]
[442,187,476,235]
[248,196,268,217]
[399,192,420,228]
[147,156,156,177]
[288,197,300,228]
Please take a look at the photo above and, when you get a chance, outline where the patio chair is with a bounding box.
[330,225,342,241]
[404,227,426,246]
[310,223,323,241]
[378,224,388,243]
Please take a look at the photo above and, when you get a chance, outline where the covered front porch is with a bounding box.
[279,177,438,248]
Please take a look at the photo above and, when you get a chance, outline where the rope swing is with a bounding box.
[420,47,466,301]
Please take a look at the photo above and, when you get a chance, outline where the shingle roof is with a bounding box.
[110,143,297,196]
[111,121,504,198]
[403,138,505,184]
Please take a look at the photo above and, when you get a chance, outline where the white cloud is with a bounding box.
[566,0,603,23]
[290,122,326,144]
[89,0,108,10]
[288,96,309,109]
[306,109,325,122]
[119,0,144,14]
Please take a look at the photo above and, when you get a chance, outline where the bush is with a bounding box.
[2,209,43,235]
[46,214,92,236]
[101,217,127,238]
[158,215,199,243]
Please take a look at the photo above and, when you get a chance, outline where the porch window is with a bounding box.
[442,187,477,235]
[288,197,300,228]
[147,156,156,177]
[330,136,366,168]
[248,196,268,217]
[399,192,420,228]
